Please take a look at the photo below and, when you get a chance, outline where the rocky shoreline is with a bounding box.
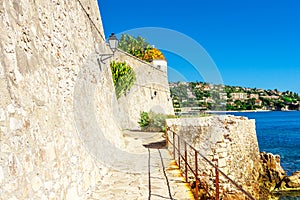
[259,152,300,199]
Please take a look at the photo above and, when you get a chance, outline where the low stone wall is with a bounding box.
[166,115,261,199]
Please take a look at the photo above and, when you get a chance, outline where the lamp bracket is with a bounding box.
[98,54,114,64]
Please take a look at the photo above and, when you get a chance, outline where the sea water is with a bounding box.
[229,111,300,176]
[229,111,300,199]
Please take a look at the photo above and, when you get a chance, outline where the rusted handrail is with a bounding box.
[168,133,212,197]
[167,128,255,200]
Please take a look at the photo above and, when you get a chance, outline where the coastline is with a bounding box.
[205,109,272,114]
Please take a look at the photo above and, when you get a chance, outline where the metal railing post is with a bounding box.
[178,136,181,168]
[195,151,199,199]
[184,141,188,183]
[173,132,175,160]
[167,130,255,200]
[165,127,168,147]
[215,159,220,200]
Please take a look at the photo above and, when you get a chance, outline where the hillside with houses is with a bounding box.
[170,82,300,114]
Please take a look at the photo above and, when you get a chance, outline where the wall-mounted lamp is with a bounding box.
[98,33,119,64]
[151,91,157,99]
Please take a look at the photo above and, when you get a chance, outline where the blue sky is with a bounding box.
[98,0,300,94]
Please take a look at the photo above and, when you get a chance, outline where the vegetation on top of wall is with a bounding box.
[118,34,166,62]
[138,111,175,132]
[110,61,136,99]
[143,48,165,62]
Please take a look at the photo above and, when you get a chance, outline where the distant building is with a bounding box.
[255,99,262,106]
[179,82,188,86]
[187,90,196,99]
[203,97,215,103]
[258,89,264,92]
[195,84,202,89]
[249,94,259,99]
[203,85,210,91]
[231,93,248,100]
[219,93,228,100]
[261,95,280,99]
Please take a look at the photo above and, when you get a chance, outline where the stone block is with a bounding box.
[45,142,56,162]
[8,196,18,200]
[217,142,227,148]
[66,186,80,200]
[216,147,226,153]
[1,143,10,152]
[9,117,23,131]
[0,108,6,122]
[209,132,223,143]
[31,175,43,192]
[218,158,227,168]
[4,179,18,193]
[218,151,228,158]
[7,104,15,114]
[23,153,33,173]
[0,166,4,183]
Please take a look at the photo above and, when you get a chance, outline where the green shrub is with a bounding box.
[138,111,176,132]
[138,111,150,128]
[174,108,181,112]
[110,61,136,99]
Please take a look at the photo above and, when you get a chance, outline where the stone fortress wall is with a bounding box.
[113,50,174,130]
[166,115,261,199]
[0,0,109,199]
[0,0,174,199]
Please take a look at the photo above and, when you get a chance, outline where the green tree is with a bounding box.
[118,34,165,62]
[118,34,150,60]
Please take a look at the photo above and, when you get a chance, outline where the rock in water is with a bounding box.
[285,171,300,188]
[259,152,286,198]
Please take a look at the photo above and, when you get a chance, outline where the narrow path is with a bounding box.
[89,131,194,200]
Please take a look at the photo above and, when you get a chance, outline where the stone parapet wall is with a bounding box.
[166,115,261,199]
[113,49,174,130]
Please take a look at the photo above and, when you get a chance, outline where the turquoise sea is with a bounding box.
[230,111,300,176]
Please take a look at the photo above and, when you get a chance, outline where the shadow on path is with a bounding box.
[143,140,167,149]
[145,139,174,200]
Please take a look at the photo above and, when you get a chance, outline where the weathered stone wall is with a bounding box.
[0,0,119,199]
[0,0,175,199]
[113,50,174,130]
[166,115,261,199]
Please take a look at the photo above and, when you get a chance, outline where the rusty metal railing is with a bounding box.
[167,128,255,200]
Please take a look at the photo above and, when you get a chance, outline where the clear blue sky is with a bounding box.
[98,0,300,94]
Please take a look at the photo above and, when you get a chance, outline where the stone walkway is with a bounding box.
[89,131,195,200]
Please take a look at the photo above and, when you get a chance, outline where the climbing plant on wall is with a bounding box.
[110,61,136,99]
[118,34,166,62]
